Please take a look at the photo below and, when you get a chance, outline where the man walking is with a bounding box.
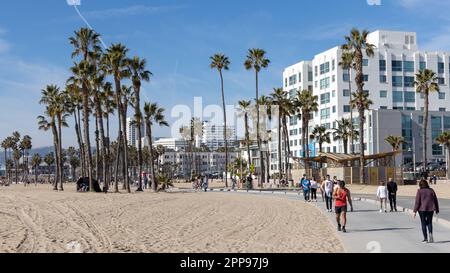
[387,177,398,212]
[333,180,353,233]
[321,175,334,212]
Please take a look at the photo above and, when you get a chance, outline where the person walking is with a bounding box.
[387,178,398,212]
[310,177,319,202]
[333,180,353,233]
[301,176,311,202]
[246,173,253,190]
[377,181,388,213]
[300,174,307,188]
[321,175,334,212]
[143,173,148,190]
[202,175,209,192]
[414,180,440,243]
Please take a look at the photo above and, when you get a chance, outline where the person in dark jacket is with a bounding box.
[387,178,398,212]
[414,180,440,243]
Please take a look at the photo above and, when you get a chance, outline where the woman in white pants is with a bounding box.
[377,181,388,213]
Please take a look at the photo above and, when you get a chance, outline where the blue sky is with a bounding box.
[1,0,450,147]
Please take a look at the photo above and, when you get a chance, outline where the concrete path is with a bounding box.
[208,189,450,253]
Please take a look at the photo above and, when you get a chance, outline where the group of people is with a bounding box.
[376,178,399,213]
[192,175,209,192]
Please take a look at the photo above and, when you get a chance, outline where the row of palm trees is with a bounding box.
[1,132,32,184]
[37,27,168,192]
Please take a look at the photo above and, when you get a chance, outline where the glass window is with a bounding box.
[343,105,351,113]
[419,61,426,71]
[403,61,415,72]
[393,91,403,103]
[343,73,350,82]
[392,60,403,72]
[320,77,330,90]
[343,89,350,97]
[392,76,403,87]
[418,115,423,124]
[379,60,386,71]
[320,108,330,120]
[332,75,336,82]
[320,93,330,104]
[439,108,446,112]
[289,89,296,98]
[308,71,313,81]
[380,75,387,83]
[332,106,336,113]
[439,92,446,100]
[404,92,415,103]
[333,122,337,129]
[380,106,388,109]
[404,76,415,87]
[298,73,302,82]
[379,90,387,98]
[406,107,415,111]
[438,62,445,74]
[323,123,331,129]
[285,78,288,87]
[393,106,404,110]
[332,60,335,71]
[363,75,369,82]
[363,59,369,66]
[315,66,318,77]
[320,62,330,75]
[438,78,445,85]
[289,75,297,86]
[444,116,450,129]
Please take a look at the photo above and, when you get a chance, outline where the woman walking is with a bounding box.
[414,180,439,243]
[321,175,334,212]
[377,181,388,213]
[310,177,319,202]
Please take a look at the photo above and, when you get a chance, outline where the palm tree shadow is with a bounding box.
[352,209,380,213]
[349,227,414,233]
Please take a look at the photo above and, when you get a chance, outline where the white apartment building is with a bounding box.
[126,117,145,148]
[153,138,187,151]
[202,121,237,150]
[284,30,450,164]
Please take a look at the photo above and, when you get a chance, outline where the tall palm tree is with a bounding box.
[101,82,116,187]
[414,69,440,171]
[333,118,358,155]
[143,102,169,192]
[244,48,270,184]
[436,131,450,180]
[339,52,356,154]
[1,138,9,183]
[69,27,102,192]
[103,43,131,193]
[31,154,42,186]
[129,56,152,191]
[44,152,55,184]
[310,125,331,154]
[210,53,231,187]
[294,89,319,173]
[342,28,375,184]
[257,95,273,184]
[238,100,252,168]
[20,135,32,182]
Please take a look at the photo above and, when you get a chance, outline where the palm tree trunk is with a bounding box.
[277,114,282,181]
[147,122,157,191]
[114,133,122,193]
[95,117,100,182]
[343,139,348,155]
[51,122,59,191]
[81,84,94,192]
[349,68,354,155]
[219,70,228,188]
[282,116,289,181]
[134,87,144,192]
[120,105,130,193]
[245,114,251,167]
[359,108,365,184]
[423,93,429,173]
[95,95,108,191]
[447,145,450,180]
[58,116,64,191]
[35,166,38,186]
[255,71,264,186]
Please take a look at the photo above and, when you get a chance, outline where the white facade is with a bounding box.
[284,30,450,161]
[153,138,187,151]
[201,121,237,150]
[126,117,145,148]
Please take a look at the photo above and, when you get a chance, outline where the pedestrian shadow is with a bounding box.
[351,209,380,213]
[349,227,414,233]
[433,240,450,244]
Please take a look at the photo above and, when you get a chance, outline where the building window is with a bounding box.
[343,89,350,97]
[380,75,387,83]
[320,77,330,90]
[343,73,350,82]
[315,81,318,88]
[285,78,287,87]
[380,106,388,109]
[379,90,387,98]
[363,59,369,66]
[439,108,447,112]
[363,75,369,82]
[308,71,313,81]
[379,60,386,71]
[298,73,302,82]
[289,75,297,86]
[406,107,415,111]
[289,89,296,98]
[315,66,318,77]
[403,61,415,73]
[332,75,336,82]
[392,76,403,87]
[438,62,445,74]
[320,62,330,75]
[418,115,423,124]
[343,105,351,113]
[419,61,426,71]
[320,108,330,120]
[404,92,415,103]
[323,123,331,129]
[444,116,450,129]
[320,93,330,104]
[393,91,403,103]
[392,60,403,72]
[332,106,336,113]
[332,90,336,97]
[332,59,335,71]
[333,121,337,129]
[438,77,445,85]
[439,92,446,100]
[404,76,415,87]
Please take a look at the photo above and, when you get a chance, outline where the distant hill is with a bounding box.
[0,146,54,166]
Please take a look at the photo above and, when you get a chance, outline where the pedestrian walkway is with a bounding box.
[208,189,450,253]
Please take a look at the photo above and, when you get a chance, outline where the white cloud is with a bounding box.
[82,4,185,20]
[0,39,10,54]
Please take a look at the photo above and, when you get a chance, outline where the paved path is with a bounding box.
[210,189,450,253]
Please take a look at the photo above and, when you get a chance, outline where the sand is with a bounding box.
[0,184,343,253]
[347,181,450,199]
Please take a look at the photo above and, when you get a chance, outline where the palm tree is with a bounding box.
[414,69,440,171]
[143,102,169,191]
[385,135,405,181]
[70,27,102,192]
[210,53,231,188]
[101,82,116,187]
[339,52,356,154]
[294,89,319,173]
[128,56,152,191]
[244,48,270,184]
[238,100,252,168]
[342,28,375,184]
[44,152,55,184]
[37,114,58,190]
[20,135,32,182]
[257,95,273,184]
[103,43,131,193]
[333,118,358,155]
[31,154,42,186]
[310,125,331,154]
[1,138,9,183]
[436,131,450,180]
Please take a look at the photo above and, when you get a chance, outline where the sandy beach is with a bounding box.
[0,184,343,253]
